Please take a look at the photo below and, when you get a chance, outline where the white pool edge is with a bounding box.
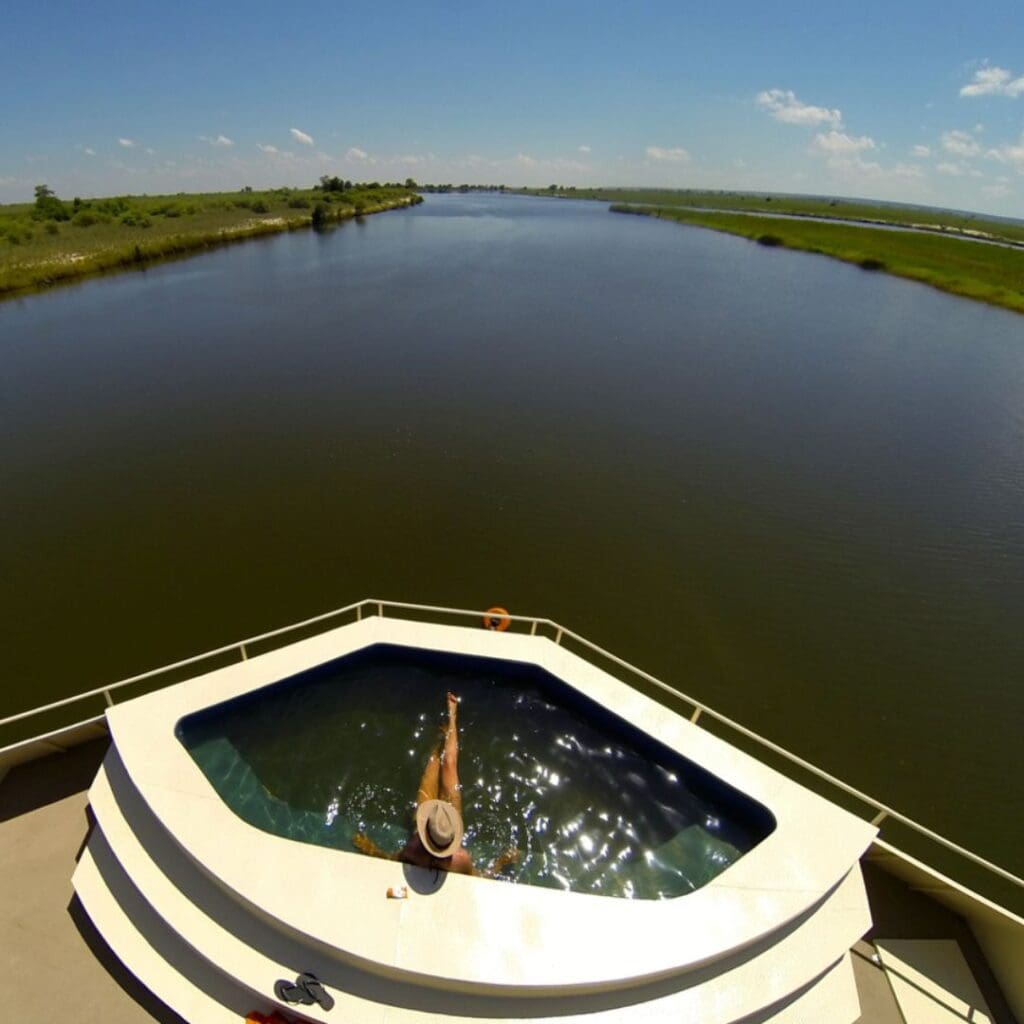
[107,616,877,993]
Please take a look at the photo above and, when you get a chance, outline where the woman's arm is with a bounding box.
[353,832,398,861]
[480,847,521,878]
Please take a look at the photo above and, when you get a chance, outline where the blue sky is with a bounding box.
[2,0,1023,215]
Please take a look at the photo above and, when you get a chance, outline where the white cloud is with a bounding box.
[645,145,690,163]
[960,66,1024,98]
[808,130,920,185]
[984,137,1024,173]
[849,159,923,181]
[578,145,591,154]
[346,146,370,162]
[912,144,931,158]
[145,147,156,155]
[891,162,926,180]
[0,175,17,186]
[812,131,876,155]
[756,89,842,129]
[118,138,136,148]
[981,183,1012,199]
[200,134,234,147]
[941,130,981,157]
[80,145,96,156]
[936,160,982,178]
[290,128,314,146]
[257,144,279,154]
[515,153,537,167]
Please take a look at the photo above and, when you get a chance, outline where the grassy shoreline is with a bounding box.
[520,187,1024,248]
[611,204,1024,315]
[0,185,421,302]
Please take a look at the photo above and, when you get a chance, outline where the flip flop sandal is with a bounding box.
[298,972,335,1011]
[274,978,314,1005]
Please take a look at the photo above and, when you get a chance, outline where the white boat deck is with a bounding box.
[1,604,1019,1024]
[1,736,1018,1024]
[83,742,870,1023]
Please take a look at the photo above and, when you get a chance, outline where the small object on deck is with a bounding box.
[387,884,409,899]
[297,972,335,1011]
[273,977,314,1005]
[483,606,511,631]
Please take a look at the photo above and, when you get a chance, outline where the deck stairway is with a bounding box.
[74,739,873,1024]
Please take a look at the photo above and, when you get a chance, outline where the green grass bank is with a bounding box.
[522,187,1024,248]
[610,204,1024,315]
[0,183,421,301]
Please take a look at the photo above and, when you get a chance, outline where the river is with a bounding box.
[2,193,1022,882]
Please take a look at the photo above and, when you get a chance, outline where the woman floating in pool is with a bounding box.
[353,691,519,878]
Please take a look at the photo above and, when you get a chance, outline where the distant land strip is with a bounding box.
[520,187,1024,248]
[0,182,421,301]
[514,186,1024,315]
[611,204,1024,316]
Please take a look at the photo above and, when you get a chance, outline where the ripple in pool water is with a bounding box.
[176,645,774,899]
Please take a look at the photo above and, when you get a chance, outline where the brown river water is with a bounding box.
[2,193,1021,899]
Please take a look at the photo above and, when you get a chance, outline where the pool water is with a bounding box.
[176,645,775,899]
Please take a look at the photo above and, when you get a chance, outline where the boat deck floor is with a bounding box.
[0,740,1014,1024]
[0,738,183,1024]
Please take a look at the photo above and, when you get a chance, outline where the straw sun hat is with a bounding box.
[415,799,465,858]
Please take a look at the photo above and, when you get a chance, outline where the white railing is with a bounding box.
[2,597,1021,907]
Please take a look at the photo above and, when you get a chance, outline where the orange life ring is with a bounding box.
[483,606,511,631]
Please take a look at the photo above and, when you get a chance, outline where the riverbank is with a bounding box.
[612,204,1024,315]
[0,185,421,301]
[520,188,1024,248]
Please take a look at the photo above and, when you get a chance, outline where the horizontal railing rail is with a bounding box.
[2,597,1021,907]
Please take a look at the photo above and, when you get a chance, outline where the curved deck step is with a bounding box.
[73,838,262,1024]
[760,952,859,1024]
[76,818,861,1024]
[84,745,870,1024]
[90,748,370,1023]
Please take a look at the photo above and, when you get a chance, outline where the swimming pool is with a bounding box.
[176,644,774,899]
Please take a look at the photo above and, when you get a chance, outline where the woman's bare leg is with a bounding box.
[416,744,441,807]
[440,691,462,816]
